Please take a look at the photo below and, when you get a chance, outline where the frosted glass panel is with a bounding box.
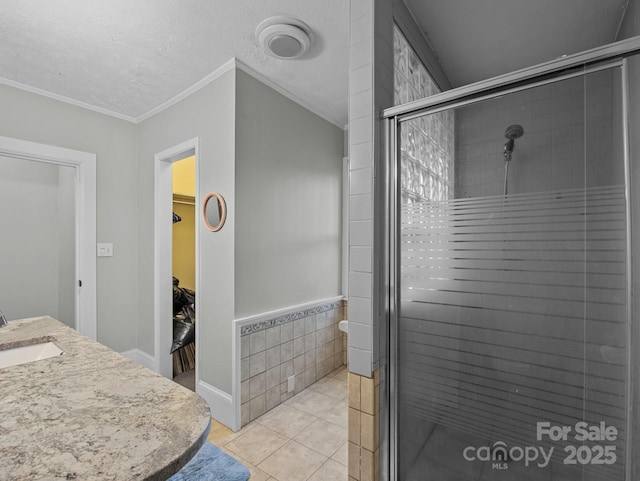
[396,68,628,481]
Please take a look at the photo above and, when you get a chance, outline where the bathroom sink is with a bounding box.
[0,341,64,369]
[339,320,348,333]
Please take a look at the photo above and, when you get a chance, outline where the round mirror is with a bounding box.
[202,193,227,232]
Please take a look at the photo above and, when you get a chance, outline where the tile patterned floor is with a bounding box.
[208,366,348,481]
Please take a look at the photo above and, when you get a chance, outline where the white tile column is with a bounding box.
[347,0,394,377]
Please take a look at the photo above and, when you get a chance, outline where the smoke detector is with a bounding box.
[256,16,314,59]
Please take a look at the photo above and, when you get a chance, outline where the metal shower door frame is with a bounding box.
[382,36,640,481]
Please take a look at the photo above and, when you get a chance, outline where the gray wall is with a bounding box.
[0,84,139,350]
[234,69,344,317]
[0,65,344,407]
[137,69,236,392]
[137,66,343,396]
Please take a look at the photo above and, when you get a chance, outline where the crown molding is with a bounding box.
[0,57,346,130]
[0,76,138,123]
[135,58,237,123]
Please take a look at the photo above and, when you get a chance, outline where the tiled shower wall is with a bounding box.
[455,69,623,197]
[348,0,453,479]
[240,300,346,426]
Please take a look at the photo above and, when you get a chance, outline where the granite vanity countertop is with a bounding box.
[0,316,211,481]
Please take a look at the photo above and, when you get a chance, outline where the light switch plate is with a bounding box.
[97,243,113,257]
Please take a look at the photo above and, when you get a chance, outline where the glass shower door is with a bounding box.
[393,65,629,481]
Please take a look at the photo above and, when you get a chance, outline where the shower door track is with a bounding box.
[383,36,640,121]
[382,35,640,481]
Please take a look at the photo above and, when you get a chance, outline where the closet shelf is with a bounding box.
[173,193,195,205]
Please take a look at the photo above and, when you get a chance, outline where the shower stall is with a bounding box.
[383,39,640,481]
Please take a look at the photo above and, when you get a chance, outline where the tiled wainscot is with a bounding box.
[240,299,347,426]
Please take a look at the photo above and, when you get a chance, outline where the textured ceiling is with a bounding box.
[0,1,631,126]
[0,0,349,124]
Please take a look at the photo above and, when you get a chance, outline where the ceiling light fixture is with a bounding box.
[256,16,314,60]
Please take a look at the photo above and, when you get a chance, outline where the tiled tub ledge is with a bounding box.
[238,297,347,426]
[0,316,211,481]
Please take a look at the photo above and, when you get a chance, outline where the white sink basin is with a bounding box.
[0,341,64,369]
[339,320,348,333]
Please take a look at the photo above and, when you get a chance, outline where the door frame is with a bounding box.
[154,138,199,379]
[0,135,97,338]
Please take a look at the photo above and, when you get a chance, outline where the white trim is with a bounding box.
[0,136,97,340]
[120,349,158,371]
[0,58,347,130]
[0,76,138,123]
[235,59,344,129]
[232,315,241,431]
[234,295,346,329]
[141,57,345,128]
[136,59,237,123]
[154,139,199,379]
[342,157,350,297]
[197,380,237,431]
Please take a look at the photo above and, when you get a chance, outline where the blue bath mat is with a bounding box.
[168,441,250,481]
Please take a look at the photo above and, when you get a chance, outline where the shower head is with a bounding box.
[505,124,524,140]
[503,124,524,161]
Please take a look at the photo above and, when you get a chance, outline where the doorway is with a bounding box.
[0,136,96,338]
[171,155,197,390]
[0,156,75,325]
[154,138,199,384]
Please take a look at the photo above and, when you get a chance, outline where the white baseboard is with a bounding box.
[197,380,238,431]
[120,349,158,372]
